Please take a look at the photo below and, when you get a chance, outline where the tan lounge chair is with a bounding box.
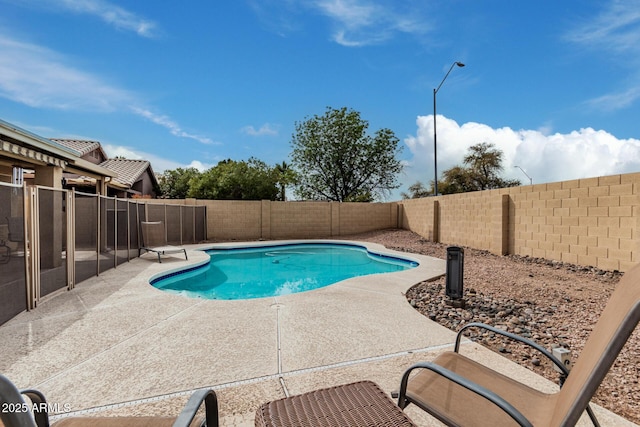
[397,262,640,427]
[139,221,187,263]
[0,374,218,427]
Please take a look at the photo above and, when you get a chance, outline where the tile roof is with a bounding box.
[48,138,158,194]
[100,158,154,187]
[50,139,103,156]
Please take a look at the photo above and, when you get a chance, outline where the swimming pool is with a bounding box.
[150,242,418,300]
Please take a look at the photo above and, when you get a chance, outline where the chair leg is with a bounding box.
[586,404,601,427]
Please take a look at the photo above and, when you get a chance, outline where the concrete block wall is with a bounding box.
[272,201,399,238]
[398,197,436,241]
[337,202,398,236]
[437,190,503,254]
[146,170,640,272]
[149,200,400,241]
[399,172,640,272]
[509,174,640,272]
[268,201,332,239]
[203,200,262,241]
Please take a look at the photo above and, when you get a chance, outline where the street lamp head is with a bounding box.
[456,62,465,67]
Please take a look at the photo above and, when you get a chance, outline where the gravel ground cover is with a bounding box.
[346,229,640,424]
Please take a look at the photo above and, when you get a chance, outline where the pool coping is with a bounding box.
[148,240,424,296]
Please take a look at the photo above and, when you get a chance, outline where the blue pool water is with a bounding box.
[151,243,418,300]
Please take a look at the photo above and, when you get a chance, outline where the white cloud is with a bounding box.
[102,144,145,160]
[251,0,429,47]
[241,123,279,136]
[185,160,213,172]
[248,0,303,36]
[102,144,214,173]
[314,0,378,29]
[402,115,640,191]
[0,33,214,144]
[565,0,640,53]
[130,107,217,145]
[585,87,640,112]
[0,35,132,111]
[313,0,428,46]
[33,0,160,38]
[565,0,640,112]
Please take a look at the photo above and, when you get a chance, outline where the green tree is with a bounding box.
[188,158,279,200]
[439,165,477,194]
[290,107,403,202]
[437,142,521,194]
[401,182,431,199]
[158,167,201,199]
[274,161,296,201]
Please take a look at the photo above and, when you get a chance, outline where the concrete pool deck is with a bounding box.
[0,240,635,426]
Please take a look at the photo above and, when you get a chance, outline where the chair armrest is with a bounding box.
[0,374,38,427]
[455,322,570,376]
[172,389,219,427]
[455,323,601,427]
[21,389,50,427]
[398,362,533,427]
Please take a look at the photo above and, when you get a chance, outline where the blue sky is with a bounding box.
[1,0,640,199]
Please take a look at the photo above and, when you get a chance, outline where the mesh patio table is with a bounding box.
[255,380,417,427]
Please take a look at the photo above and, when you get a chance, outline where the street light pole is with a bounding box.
[514,165,533,185]
[433,61,465,196]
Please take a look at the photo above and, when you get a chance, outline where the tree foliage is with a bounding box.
[401,182,430,199]
[187,158,279,200]
[438,142,521,194]
[274,161,296,201]
[158,167,201,199]
[439,165,478,194]
[290,107,403,202]
[404,142,521,197]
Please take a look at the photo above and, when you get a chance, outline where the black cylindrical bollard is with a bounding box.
[446,246,464,300]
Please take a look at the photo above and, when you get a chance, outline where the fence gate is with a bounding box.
[0,183,28,325]
[34,186,70,300]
